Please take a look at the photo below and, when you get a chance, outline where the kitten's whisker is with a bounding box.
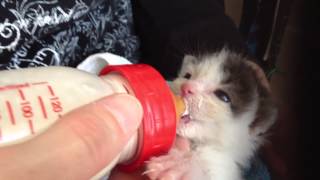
[198,96,203,109]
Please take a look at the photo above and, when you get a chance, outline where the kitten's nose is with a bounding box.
[181,83,195,97]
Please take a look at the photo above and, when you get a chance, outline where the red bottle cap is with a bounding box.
[100,64,177,172]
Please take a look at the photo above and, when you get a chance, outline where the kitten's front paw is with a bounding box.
[144,148,193,180]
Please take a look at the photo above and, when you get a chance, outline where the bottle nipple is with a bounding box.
[172,95,186,123]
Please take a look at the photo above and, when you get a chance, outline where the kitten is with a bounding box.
[145,49,277,180]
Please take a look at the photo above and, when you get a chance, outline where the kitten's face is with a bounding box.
[172,51,274,144]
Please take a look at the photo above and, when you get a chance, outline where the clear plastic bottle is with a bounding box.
[0,64,185,178]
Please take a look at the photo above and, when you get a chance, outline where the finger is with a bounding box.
[0,94,143,180]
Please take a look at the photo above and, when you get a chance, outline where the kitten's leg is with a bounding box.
[145,149,209,180]
[145,149,191,179]
[145,137,208,180]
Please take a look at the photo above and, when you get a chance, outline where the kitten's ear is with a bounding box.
[246,61,277,137]
[183,55,197,65]
[179,55,197,76]
[245,61,271,93]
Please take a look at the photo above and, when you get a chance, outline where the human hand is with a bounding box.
[0,94,143,180]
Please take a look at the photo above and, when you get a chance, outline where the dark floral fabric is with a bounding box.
[0,0,139,69]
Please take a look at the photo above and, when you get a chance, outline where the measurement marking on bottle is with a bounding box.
[46,85,64,115]
[50,97,63,113]
[0,83,30,92]
[38,96,48,119]
[31,82,48,86]
[5,101,15,125]
[28,120,35,135]
[18,89,25,100]
[21,101,33,119]
[47,85,55,96]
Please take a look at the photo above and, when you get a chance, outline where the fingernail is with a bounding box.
[99,94,143,134]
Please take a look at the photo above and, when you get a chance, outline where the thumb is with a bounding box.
[0,94,143,180]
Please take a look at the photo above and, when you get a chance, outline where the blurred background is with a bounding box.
[225,0,314,179]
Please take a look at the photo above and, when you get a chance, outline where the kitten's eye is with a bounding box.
[183,73,192,79]
[214,90,231,103]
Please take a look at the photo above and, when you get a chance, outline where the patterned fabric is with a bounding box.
[0,0,139,69]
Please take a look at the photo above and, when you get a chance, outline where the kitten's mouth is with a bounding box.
[180,99,192,124]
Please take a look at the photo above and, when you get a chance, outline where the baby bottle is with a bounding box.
[0,64,185,178]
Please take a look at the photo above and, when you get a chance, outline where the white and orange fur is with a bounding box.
[145,49,277,180]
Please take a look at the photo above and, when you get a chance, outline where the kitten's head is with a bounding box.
[172,50,277,149]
